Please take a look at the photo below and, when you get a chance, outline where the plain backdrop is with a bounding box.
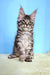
[0,0,50,53]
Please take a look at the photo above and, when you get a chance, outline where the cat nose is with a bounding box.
[25,20,29,24]
[25,24,26,27]
[26,21,29,24]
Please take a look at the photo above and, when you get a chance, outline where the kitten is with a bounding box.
[8,7,37,62]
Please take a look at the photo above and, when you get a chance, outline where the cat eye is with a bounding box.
[29,22,33,26]
[22,20,25,24]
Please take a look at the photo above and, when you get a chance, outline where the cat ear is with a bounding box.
[18,7,25,20]
[30,9,37,23]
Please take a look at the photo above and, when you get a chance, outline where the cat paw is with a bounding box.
[25,58,32,62]
[19,55,25,62]
[8,54,16,59]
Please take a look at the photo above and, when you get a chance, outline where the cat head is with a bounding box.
[18,7,37,23]
[17,7,37,31]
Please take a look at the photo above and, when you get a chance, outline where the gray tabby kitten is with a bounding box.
[8,7,37,62]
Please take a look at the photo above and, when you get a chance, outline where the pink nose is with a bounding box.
[25,20,29,24]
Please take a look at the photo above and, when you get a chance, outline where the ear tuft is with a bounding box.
[30,9,37,23]
[18,7,25,21]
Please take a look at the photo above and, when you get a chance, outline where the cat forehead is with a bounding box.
[24,15,30,20]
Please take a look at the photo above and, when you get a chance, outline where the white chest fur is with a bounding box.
[20,31,32,49]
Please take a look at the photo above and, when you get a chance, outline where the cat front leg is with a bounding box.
[19,51,26,62]
[17,42,26,62]
[25,49,33,62]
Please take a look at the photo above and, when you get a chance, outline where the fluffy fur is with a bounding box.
[8,7,37,62]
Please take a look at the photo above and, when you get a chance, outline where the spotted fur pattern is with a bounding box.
[8,7,37,62]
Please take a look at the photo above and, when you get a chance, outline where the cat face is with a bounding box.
[17,7,37,31]
[17,15,33,31]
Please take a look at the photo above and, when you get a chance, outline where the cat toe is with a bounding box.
[8,54,12,59]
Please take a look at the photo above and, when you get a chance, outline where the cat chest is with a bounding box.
[20,33,32,48]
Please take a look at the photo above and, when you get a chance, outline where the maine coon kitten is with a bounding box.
[8,7,37,62]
